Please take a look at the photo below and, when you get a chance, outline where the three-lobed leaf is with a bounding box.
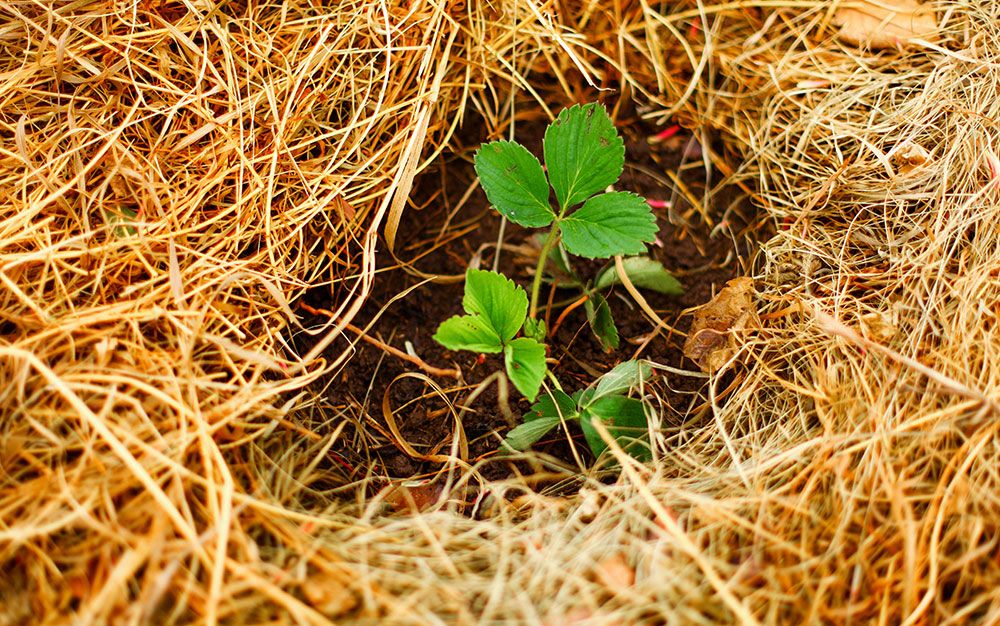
[543,103,625,210]
[475,141,555,228]
[560,192,657,258]
[580,395,651,461]
[435,269,529,353]
[504,337,546,401]
[434,270,549,402]
[433,314,502,353]
[463,269,527,342]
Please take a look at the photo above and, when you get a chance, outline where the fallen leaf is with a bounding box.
[381,479,444,513]
[890,140,933,175]
[834,0,938,50]
[593,553,635,590]
[683,277,757,373]
[300,574,358,616]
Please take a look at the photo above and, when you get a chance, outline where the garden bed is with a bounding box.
[3,1,1000,625]
[296,105,759,485]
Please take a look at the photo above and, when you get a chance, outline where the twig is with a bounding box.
[549,293,589,337]
[299,302,460,379]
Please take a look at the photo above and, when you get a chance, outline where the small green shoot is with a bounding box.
[504,360,654,461]
[433,103,676,467]
[473,103,659,320]
[433,269,546,401]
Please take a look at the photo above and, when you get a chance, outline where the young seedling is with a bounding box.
[503,360,654,461]
[432,102,675,460]
[474,103,662,328]
[433,269,547,401]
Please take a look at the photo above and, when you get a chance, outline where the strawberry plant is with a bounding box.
[473,103,664,326]
[433,102,677,460]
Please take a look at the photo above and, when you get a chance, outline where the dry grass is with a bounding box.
[3,0,1000,624]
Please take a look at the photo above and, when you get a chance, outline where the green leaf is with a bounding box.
[585,292,619,351]
[526,388,577,422]
[504,337,546,401]
[523,317,547,343]
[591,360,653,402]
[433,314,502,353]
[543,103,624,209]
[463,269,527,342]
[560,192,657,259]
[503,416,562,451]
[475,141,555,228]
[594,257,683,295]
[580,395,651,461]
[507,388,577,451]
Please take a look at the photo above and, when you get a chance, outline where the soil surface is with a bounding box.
[296,100,761,489]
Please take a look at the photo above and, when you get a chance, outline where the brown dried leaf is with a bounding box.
[683,277,757,373]
[834,0,938,50]
[593,553,635,590]
[891,140,933,175]
[300,574,358,616]
[381,480,444,513]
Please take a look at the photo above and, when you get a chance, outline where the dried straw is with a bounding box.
[4,0,1000,624]
[0,0,598,622]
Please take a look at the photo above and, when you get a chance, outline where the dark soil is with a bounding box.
[295,100,761,488]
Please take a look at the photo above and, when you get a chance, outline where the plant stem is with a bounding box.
[528,224,561,320]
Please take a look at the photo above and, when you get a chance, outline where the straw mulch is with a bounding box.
[3,0,1000,624]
